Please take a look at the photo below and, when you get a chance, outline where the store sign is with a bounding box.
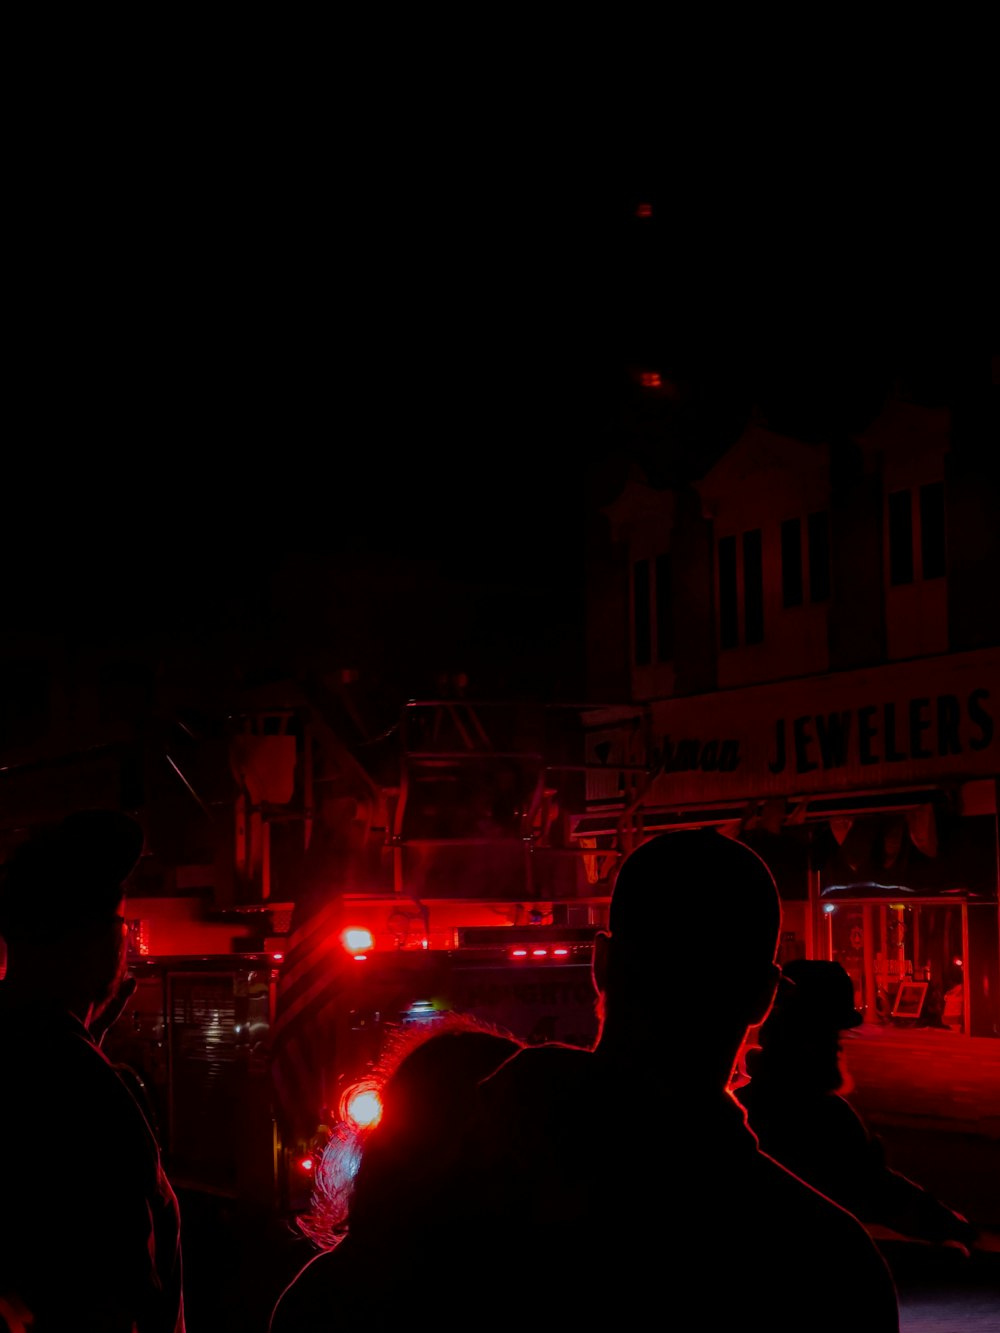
[766,689,992,776]
[640,649,999,804]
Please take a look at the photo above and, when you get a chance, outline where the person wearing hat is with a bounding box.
[0,809,185,1332]
[735,958,978,1258]
[440,830,900,1332]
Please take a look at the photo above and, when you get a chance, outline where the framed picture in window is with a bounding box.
[891,981,928,1021]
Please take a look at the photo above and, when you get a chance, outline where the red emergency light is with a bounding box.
[341,1082,383,1129]
[507,943,577,961]
[342,927,375,954]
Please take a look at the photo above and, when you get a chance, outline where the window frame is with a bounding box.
[631,551,675,667]
[887,481,946,587]
[716,527,764,651]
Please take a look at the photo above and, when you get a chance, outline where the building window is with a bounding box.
[718,535,738,650]
[888,483,946,586]
[782,511,831,609]
[888,490,914,585]
[808,510,831,602]
[920,482,946,580]
[633,558,651,665]
[633,553,674,667]
[718,528,763,649]
[655,552,673,662]
[781,518,804,608]
[743,529,764,644]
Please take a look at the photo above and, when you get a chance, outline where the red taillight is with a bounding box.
[509,943,576,961]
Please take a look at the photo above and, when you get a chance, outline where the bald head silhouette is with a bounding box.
[593,829,782,1082]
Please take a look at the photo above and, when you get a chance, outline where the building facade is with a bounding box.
[578,382,1000,1037]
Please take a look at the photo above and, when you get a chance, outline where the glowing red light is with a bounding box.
[640,371,662,389]
[553,947,569,957]
[342,1083,383,1129]
[352,954,368,963]
[531,948,548,958]
[511,948,528,957]
[299,1156,314,1173]
[953,957,964,968]
[342,927,375,953]
[636,202,653,218]
[272,952,284,962]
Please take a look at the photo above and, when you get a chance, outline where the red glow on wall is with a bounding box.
[640,371,662,389]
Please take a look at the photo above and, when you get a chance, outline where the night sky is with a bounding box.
[8,142,990,704]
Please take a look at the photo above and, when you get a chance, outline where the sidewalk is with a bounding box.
[841,1021,1000,1278]
[843,1022,1000,1143]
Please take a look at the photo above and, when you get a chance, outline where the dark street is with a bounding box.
[174,1024,1000,1333]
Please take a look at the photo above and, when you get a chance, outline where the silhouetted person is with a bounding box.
[735,958,979,1254]
[0,810,185,1332]
[463,829,901,1331]
[269,1015,523,1332]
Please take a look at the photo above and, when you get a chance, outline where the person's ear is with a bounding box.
[592,930,611,995]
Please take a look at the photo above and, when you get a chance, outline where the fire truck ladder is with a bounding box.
[391,699,652,902]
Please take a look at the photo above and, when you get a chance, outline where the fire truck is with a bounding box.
[100,694,630,1216]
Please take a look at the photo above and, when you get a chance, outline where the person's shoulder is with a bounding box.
[270,1248,350,1333]
[755,1145,889,1248]
[750,1150,899,1318]
[0,1005,95,1100]
[271,1237,438,1332]
[479,1042,594,1106]
[472,1043,597,1159]
[485,1040,592,1080]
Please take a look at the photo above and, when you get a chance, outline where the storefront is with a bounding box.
[578,647,999,1037]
